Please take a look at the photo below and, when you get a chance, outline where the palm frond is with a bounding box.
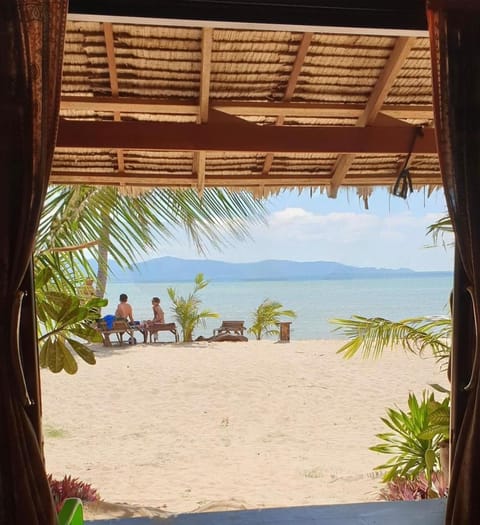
[331,315,451,362]
[425,214,454,249]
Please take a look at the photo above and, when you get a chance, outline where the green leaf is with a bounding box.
[67,339,96,365]
[429,383,450,394]
[331,315,451,366]
[370,390,443,482]
[57,338,78,375]
[39,340,48,368]
[47,338,64,373]
[42,300,61,324]
[425,448,436,475]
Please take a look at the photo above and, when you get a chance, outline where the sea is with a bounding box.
[104,275,453,341]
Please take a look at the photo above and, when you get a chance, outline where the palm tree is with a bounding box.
[36,185,267,372]
[248,299,296,340]
[331,315,451,370]
[167,273,219,342]
[39,185,268,298]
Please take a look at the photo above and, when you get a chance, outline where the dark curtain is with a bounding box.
[427,1,480,523]
[0,1,68,524]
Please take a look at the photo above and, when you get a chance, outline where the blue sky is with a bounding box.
[149,187,454,272]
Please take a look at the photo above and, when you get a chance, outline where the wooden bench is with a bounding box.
[213,320,246,337]
[145,322,179,343]
[96,319,145,347]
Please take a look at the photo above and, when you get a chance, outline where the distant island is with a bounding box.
[107,256,452,283]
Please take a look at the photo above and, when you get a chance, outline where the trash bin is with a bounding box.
[278,322,292,343]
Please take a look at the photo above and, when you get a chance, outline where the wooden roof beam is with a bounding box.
[103,22,125,177]
[56,119,436,154]
[60,96,433,121]
[193,28,213,193]
[49,171,441,187]
[328,36,416,197]
[262,32,312,176]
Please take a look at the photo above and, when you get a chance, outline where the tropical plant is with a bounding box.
[418,388,450,442]
[35,185,267,372]
[34,252,108,374]
[426,214,454,249]
[330,215,453,496]
[37,290,106,374]
[39,185,267,299]
[167,273,219,342]
[371,391,444,485]
[331,315,451,371]
[330,213,453,366]
[248,299,296,340]
[379,472,448,501]
[47,474,101,513]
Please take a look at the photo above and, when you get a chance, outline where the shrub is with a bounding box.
[48,474,101,512]
[248,299,296,340]
[370,391,444,483]
[379,472,448,501]
[167,273,219,342]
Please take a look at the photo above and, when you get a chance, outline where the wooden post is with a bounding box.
[278,322,292,343]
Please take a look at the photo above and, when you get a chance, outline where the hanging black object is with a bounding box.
[392,127,423,199]
[392,167,413,199]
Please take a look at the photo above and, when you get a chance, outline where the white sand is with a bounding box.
[41,340,447,518]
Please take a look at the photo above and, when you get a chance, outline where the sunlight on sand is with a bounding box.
[41,340,447,520]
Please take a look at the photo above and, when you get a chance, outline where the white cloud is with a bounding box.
[268,208,381,243]
[146,205,454,271]
[241,207,453,270]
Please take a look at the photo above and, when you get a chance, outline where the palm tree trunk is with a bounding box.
[96,212,111,300]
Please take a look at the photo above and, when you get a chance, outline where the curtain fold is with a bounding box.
[0,1,67,523]
[427,3,480,523]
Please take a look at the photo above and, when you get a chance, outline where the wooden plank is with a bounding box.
[359,37,417,126]
[284,33,313,101]
[193,150,206,190]
[56,120,437,154]
[262,33,312,176]
[103,23,118,96]
[193,28,213,193]
[329,36,416,197]
[103,22,125,172]
[60,97,433,120]
[49,172,442,187]
[198,28,213,124]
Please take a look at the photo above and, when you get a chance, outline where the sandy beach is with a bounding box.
[41,339,447,520]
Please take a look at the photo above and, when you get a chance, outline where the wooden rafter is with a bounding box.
[49,171,441,188]
[103,23,125,175]
[193,28,213,193]
[262,33,312,176]
[60,96,433,121]
[328,36,416,197]
[60,97,433,121]
[56,119,436,153]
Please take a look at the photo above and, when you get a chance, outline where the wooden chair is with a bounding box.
[146,321,179,343]
[96,318,142,347]
[213,320,246,337]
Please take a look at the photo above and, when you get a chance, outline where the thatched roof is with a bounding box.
[53,20,439,197]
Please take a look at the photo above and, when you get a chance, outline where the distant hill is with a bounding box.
[107,256,451,283]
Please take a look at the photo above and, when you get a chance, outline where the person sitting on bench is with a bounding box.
[151,296,165,324]
[115,293,134,323]
[146,297,166,342]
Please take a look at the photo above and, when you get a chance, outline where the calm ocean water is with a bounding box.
[104,275,453,341]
